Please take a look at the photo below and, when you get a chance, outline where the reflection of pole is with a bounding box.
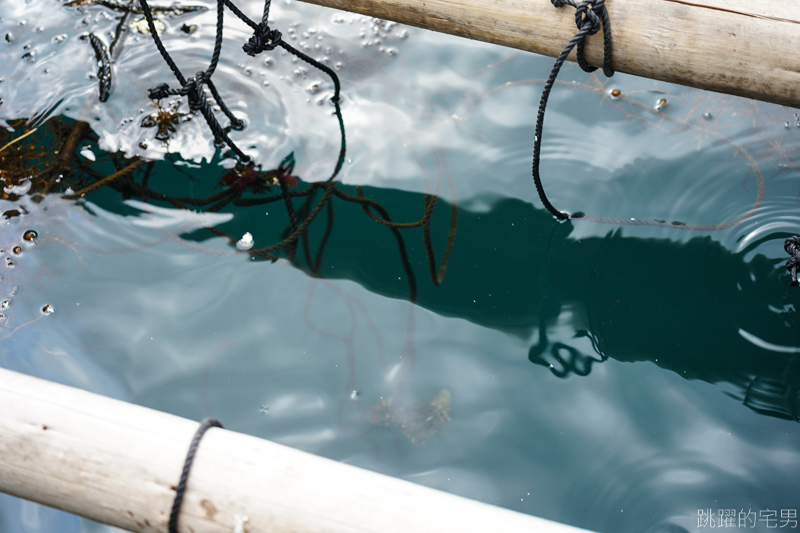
[740,355,800,421]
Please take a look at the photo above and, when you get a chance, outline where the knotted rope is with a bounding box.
[138,0,343,168]
[532,0,613,220]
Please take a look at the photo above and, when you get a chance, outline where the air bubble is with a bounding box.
[654,98,668,111]
[306,81,321,94]
[1,300,9,310]
[350,390,360,400]
[237,232,254,250]
[703,112,712,120]
[42,304,54,315]
[12,246,22,256]
[23,230,37,243]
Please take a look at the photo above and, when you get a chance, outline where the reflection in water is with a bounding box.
[2,2,800,532]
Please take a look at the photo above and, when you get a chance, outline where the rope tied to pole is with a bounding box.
[168,418,224,533]
[532,0,613,220]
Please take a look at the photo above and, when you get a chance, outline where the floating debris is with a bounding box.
[655,98,668,112]
[371,389,451,445]
[22,230,38,244]
[237,232,254,250]
[41,304,54,315]
[131,17,165,35]
[609,88,621,100]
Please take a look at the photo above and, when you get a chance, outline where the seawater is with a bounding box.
[1,0,799,532]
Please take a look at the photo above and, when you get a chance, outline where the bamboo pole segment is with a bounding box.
[297,0,800,108]
[0,368,592,533]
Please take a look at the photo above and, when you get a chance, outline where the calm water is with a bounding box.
[1,1,800,532]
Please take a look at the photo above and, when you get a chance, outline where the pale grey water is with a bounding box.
[1,1,800,532]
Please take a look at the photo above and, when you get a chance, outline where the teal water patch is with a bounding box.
[1,1,800,532]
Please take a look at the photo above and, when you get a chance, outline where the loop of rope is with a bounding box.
[532,0,613,220]
[168,418,223,533]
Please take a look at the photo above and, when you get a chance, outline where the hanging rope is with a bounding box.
[532,0,613,220]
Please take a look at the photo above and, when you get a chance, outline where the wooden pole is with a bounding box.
[0,368,592,533]
[297,0,800,109]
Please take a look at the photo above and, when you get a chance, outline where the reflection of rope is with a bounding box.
[532,0,613,220]
[64,158,146,198]
[785,236,800,286]
[528,220,607,377]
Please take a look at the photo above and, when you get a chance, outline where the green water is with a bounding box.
[1,0,800,532]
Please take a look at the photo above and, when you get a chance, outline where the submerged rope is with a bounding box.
[86,33,112,102]
[532,0,613,220]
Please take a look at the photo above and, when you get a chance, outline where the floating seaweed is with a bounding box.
[371,389,451,445]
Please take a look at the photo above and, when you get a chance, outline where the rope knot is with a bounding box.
[785,236,800,286]
[243,22,283,56]
[147,83,174,100]
[575,0,602,35]
[179,71,207,111]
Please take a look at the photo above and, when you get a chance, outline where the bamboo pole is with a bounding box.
[0,368,592,533]
[297,0,800,108]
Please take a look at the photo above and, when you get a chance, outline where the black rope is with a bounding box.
[168,418,223,533]
[785,236,800,286]
[86,33,112,102]
[532,0,613,220]
[139,0,343,167]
